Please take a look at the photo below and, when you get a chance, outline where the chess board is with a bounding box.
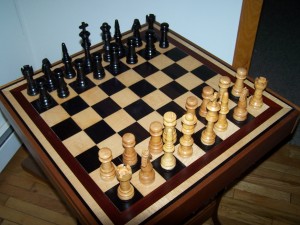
[1,21,297,225]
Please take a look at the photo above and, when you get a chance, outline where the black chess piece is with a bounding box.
[100,22,112,62]
[54,68,69,98]
[37,79,52,109]
[144,30,157,60]
[126,37,138,64]
[92,52,105,80]
[79,22,93,74]
[114,19,126,58]
[109,43,120,75]
[74,58,87,88]
[21,65,38,96]
[159,23,169,48]
[146,14,157,43]
[131,19,142,47]
[62,43,76,79]
[42,58,56,92]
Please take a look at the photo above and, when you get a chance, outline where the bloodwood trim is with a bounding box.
[232,0,264,70]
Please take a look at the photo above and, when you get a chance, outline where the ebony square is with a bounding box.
[191,65,218,81]
[129,79,156,98]
[84,120,115,144]
[164,47,188,62]
[75,145,100,173]
[194,128,223,152]
[132,62,159,78]
[51,118,81,141]
[105,184,143,212]
[31,95,57,114]
[118,122,149,144]
[124,99,154,121]
[162,63,188,80]
[61,96,89,116]
[157,101,185,118]
[92,98,121,118]
[159,81,188,100]
[104,61,130,76]
[69,78,95,94]
[112,155,141,174]
[152,155,186,180]
[99,78,126,96]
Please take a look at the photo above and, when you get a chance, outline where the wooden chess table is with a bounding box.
[0,21,299,225]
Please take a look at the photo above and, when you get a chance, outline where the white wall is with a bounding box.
[0,0,242,170]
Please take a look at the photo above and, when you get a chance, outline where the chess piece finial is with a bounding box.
[178,113,197,158]
[231,67,247,97]
[148,121,163,154]
[122,133,138,166]
[201,92,220,145]
[99,147,115,181]
[139,149,155,185]
[116,164,134,201]
[199,86,214,118]
[249,76,268,109]
[186,96,198,116]
[233,87,249,121]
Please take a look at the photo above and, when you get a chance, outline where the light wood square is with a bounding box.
[86,71,114,86]
[110,89,139,108]
[214,120,239,140]
[79,86,108,106]
[116,69,143,87]
[247,100,269,117]
[49,86,77,104]
[149,54,174,70]
[63,131,96,157]
[176,55,203,71]
[205,74,223,91]
[104,109,135,132]
[89,168,118,193]
[175,73,204,90]
[138,111,163,131]
[145,71,173,89]
[131,169,166,197]
[72,107,102,130]
[97,133,123,157]
[142,89,172,110]
[174,144,206,167]
[40,105,70,127]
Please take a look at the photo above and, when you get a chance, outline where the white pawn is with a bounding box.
[161,127,176,170]
[116,164,134,201]
[99,147,115,181]
[139,149,155,185]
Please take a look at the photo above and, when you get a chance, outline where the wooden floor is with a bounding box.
[0,144,300,225]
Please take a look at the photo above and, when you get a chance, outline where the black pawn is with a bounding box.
[100,22,112,62]
[126,37,138,64]
[74,58,87,88]
[62,43,76,79]
[159,23,169,48]
[79,22,93,74]
[42,58,56,92]
[109,43,120,75]
[37,79,52,109]
[21,65,38,96]
[146,14,157,42]
[54,68,69,98]
[131,19,142,47]
[114,19,126,58]
[144,30,157,60]
[92,52,105,80]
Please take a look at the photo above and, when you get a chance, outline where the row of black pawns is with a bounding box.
[21,14,170,110]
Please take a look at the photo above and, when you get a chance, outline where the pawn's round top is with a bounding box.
[255,76,268,89]
[186,96,198,110]
[182,113,197,126]
[236,67,247,79]
[122,133,136,147]
[219,76,231,87]
[98,147,113,161]
[116,164,132,180]
[149,121,163,135]
[163,111,177,126]
[202,86,214,98]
